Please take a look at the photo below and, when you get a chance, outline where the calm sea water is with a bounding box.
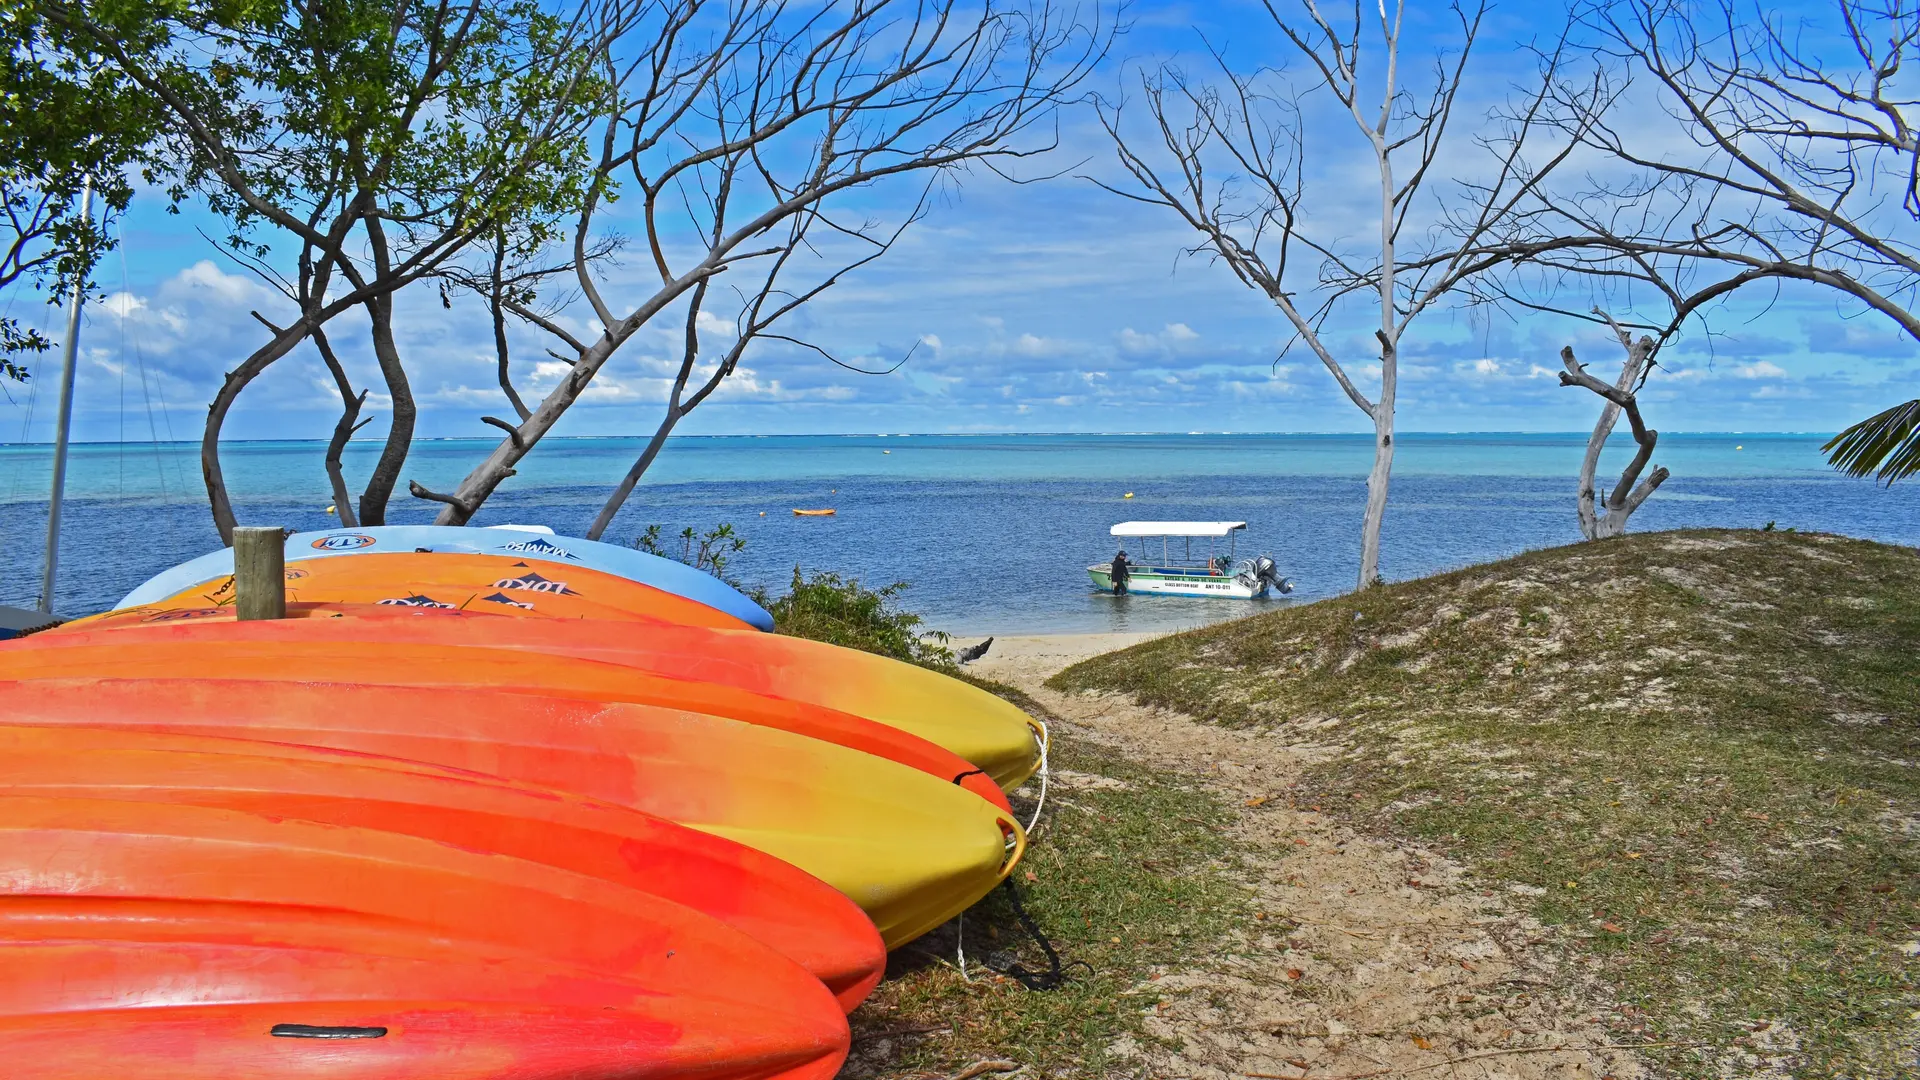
[3,433,1915,633]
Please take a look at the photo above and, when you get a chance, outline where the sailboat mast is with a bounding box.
[39,175,93,614]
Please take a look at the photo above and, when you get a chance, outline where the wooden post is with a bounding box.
[233,526,287,621]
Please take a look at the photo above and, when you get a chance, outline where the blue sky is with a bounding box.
[3,0,1910,445]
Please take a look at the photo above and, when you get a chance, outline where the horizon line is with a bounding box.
[0,429,1840,447]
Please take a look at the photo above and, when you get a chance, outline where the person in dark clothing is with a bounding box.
[1110,549,1131,595]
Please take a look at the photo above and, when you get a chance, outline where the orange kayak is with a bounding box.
[0,723,883,1009]
[0,679,1025,947]
[3,626,1013,812]
[67,551,758,630]
[0,793,849,1080]
[42,604,1045,791]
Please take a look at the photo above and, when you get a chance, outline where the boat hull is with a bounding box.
[42,606,1045,792]
[0,723,885,1009]
[0,678,1024,947]
[0,794,850,1079]
[1088,566,1267,598]
[114,525,775,630]
[18,619,1024,805]
[78,551,756,631]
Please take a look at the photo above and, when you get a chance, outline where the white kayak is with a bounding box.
[115,525,775,631]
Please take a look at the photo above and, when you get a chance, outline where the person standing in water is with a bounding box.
[1110,548,1131,595]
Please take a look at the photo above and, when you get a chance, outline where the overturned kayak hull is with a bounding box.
[115,525,775,630]
[0,679,1024,947]
[83,551,757,631]
[5,626,1013,811]
[0,795,850,1079]
[42,605,1046,791]
[0,723,884,1009]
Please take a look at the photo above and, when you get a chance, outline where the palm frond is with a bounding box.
[1823,398,1920,485]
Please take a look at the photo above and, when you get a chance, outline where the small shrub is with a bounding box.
[765,569,953,669]
[633,523,746,586]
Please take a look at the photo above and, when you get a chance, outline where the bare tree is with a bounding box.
[411,0,1108,537]
[1091,1,1584,589]
[1555,311,1668,539]
[1525,0,1920,481]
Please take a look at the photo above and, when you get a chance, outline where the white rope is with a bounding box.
[1024,721,1050,834]
[955,911,970,982]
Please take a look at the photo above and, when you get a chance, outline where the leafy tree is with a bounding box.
[40,0,606,538]
[0,0,175,379]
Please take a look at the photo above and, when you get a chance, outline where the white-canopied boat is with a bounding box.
[1088,521,1292,599]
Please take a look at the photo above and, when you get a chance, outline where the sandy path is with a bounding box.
[962,634,1643,1080]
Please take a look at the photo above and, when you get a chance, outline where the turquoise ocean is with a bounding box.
[3,432,1915,634]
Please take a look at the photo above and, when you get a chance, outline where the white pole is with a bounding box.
[39,175,93,614]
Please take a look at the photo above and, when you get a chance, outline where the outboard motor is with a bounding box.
[1236,555,1293,595]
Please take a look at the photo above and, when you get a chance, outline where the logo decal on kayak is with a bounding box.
[285,567,308,580]
[497,536,580,560]
[480,592,536,610]
[490,572,577,595]
[375,594,457,608]
[312,533,376,551]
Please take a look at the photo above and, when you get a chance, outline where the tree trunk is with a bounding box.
[428,267,711,525]
[357,291,415,526]
[585,406,682,541]
[1565,337,1667,540]
[314,327,366,528]
[1574,352,1636,540]
[203,320,318,545]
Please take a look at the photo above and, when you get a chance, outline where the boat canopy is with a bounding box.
[1110,521,1247,538]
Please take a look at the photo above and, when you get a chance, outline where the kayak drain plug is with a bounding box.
[270,1024,388,1040]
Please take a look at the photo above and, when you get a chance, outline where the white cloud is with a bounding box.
[1736,361,1788,379]
[175,259,260,305]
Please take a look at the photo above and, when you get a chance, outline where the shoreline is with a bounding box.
[955,631,1165,684]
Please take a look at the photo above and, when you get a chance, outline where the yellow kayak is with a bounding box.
[0,677,1024,948]
[49,607,1047,791]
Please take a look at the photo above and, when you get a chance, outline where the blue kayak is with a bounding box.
[115,525,774,631]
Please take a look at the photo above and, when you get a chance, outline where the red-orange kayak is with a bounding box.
[0,679,1025,947]
[0,723,883,1009]
[2,626,1012,811]
[72,550,758,630]
[53,603,1046,791]
[0,793,849,1079]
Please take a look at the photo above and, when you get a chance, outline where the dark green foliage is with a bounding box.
[627,522,950,668]
[1826,397,1920,485]
[633,523,746,587]
[0,0,176,377]
[764,569,954,669]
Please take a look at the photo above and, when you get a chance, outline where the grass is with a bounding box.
[840,681,1247,1078]
[1050,528,1920,1079]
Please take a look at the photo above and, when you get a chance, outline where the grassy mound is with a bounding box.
[1052,528,1919,1078]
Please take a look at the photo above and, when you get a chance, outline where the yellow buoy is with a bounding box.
[325,505,336,515]
[760,511,767,517]
[1736,445,1743,450]
[1123,492,1134,499]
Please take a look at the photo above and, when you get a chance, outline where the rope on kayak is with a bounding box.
[1024,724,1050,835]
[996,878,1089,991]
[955,911,971,982]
